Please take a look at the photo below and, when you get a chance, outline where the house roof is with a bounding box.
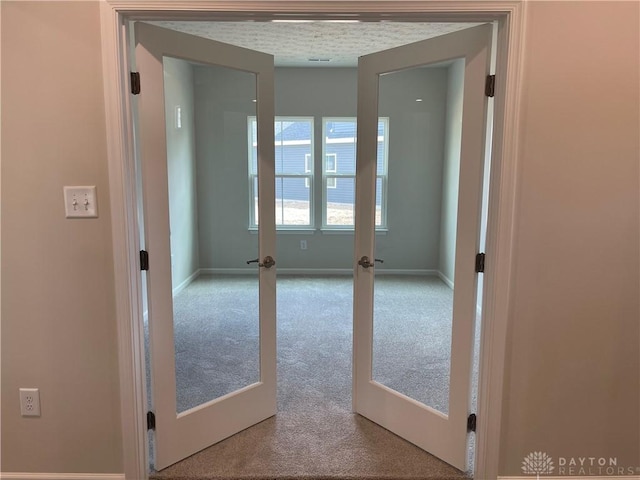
[274,119,385,142]
[275,121,312,142]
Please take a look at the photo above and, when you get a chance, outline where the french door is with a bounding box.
[135,22,276,470]
[353,24,492,471]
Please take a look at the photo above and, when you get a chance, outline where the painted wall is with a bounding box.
[1,1,638,477]
[163,57,200,292]
[195,66,449,270]
[377,66,448,271]
[193,64,260,269]
[500,1,640,475]
[439,60,465,286]
[0,1,123,474]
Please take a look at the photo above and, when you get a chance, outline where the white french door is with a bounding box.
[135,22,276,470]
[353,24,492,471]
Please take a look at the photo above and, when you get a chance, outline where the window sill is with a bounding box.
[248,227,388,235]
[321,228,388,235]
[248,227,316,235]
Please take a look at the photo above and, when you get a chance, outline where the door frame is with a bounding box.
[99,2,526,479]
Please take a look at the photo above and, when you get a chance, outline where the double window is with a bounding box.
[248,117,388,230]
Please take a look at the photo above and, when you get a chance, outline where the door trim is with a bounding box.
[99,2,526,479]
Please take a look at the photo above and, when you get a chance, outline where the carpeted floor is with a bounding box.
[148,274,477,480]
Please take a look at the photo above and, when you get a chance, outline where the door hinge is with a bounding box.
[485,74,495,97]
[475,253,485,273]
[140,250,149,271]
[131,72,141,95]
[467,413,477,432]
[147,411,156,431]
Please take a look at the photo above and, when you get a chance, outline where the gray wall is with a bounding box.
[377,67,448,271]
[194,64,260,269]
[194,66,449,271]
[438,60,465,285]
[164,58,200,291]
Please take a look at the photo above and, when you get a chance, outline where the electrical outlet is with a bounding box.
[300,240,307,250]
[19,388,41,417]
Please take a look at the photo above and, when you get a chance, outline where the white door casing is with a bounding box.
[100,4,526,479]
[135,22,276,470]
[353,23,492,471]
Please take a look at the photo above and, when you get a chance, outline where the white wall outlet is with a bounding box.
[19,388,41,417]
[300,240,307,250]
[63,186,98,218]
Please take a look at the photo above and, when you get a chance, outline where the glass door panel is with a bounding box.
[371,65,458,415]
[373,276,454,413]
[163,59,261,414]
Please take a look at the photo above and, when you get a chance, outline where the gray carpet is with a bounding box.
[148,274,476,480]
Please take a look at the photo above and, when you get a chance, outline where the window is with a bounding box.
[322,118,388,229]
[249,117,313,228]
[249,116,388,231]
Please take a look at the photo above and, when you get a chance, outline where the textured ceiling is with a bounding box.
[151,21,481,67]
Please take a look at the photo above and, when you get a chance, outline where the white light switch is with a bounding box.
[64,186,98,218]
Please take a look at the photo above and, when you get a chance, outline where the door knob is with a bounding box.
[358,256,384,269]
[246,255,276,269]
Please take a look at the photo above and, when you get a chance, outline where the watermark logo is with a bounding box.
[522,452,640,476]
[522,451,555,478]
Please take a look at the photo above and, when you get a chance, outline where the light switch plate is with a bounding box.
[64,186,98,218]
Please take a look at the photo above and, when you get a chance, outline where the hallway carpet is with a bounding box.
[149,274,474,480]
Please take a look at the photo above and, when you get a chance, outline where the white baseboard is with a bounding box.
[172,269,200,296]
[376,269,438,276]
[199,267,348,275]
[199,268,439,276]
[275,268,353,275]
[199,268,260,275]
[437,270,454,289]
[499,476,640,480]
[0,474,125,480]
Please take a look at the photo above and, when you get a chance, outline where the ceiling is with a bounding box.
[152,21,481,67]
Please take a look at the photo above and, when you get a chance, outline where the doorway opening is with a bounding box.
[133,17,496,479]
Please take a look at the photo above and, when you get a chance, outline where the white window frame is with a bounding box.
[322,117,389,230]
[304,153,312,188]
[248,116,314,229]
[325,153,338,188]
